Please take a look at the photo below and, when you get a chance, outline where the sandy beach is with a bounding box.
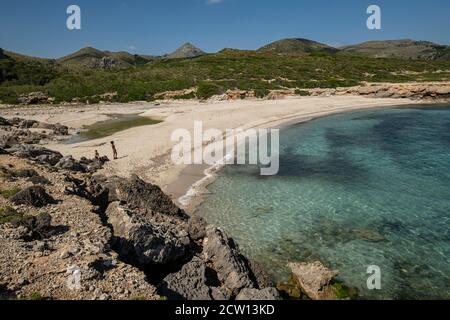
[1,96,420,209]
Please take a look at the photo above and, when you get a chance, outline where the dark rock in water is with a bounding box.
[106,202,191,266]
[7,144,63,165]
[160,256,214,300]
[203,225,255,296]
[187,215,207,241]
[236,287,282,300]
[55,156,85,172]
[106,174,185,218]
[10,186,57,207]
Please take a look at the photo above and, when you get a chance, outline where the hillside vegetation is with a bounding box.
[1,40,450,104]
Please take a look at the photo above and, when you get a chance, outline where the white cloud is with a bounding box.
[206,0,224,4]
[128,45,137,51]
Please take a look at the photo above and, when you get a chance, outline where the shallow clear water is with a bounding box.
[196,105,450,300]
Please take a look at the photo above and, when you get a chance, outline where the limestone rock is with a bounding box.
[10,186,57,208]
[288,261,338,300]
[106,202,191,266]
[105,174,185,218]
[203,225,255,295]
[159,256,213,300]
[236,287,282,300]
[7,144,63,165]
[55,156,86,172]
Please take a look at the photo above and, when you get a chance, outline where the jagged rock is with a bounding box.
[35,122,69,136]
[159,256,213,300]
[236,287,282,300]
[248,260,274,289]
[187,215,207,241]
[18,92,50,105]
[0,134,19,148]
[11,213,54,241]
[202,225,255,296]
[11,168,39,178]
[0,117,11,126]
[10,186,57,207]
[106,174,185,218]
[99,56,117,69]
[55,156,86,172]
[288,261,339,300]
[28,175,51,185]
[18,120,39,129]
[8,144,63,165]
[106,202,191,266]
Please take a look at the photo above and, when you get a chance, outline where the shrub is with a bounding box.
[0,207,22,225]
[0,187,21,198]
[295,89,311,96]
[196,82,223,99]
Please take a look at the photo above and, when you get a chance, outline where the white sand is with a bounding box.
[4,96,420,206]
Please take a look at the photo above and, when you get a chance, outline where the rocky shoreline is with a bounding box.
[0,115,286,300]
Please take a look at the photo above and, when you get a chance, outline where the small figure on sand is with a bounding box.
[94,150,100,161]
[111,141,118,160]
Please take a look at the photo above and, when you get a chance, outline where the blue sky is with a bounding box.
[1,0,449,58]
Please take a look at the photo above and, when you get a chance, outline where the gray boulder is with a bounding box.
[106,202,191,266]
[236,287,282,300]
[187,215,207,241]
[55,156,85,172]
[160,256,213,300]
[8,144,63,165]
[10,186,57,208]
[0,116,11,126]
[203,225,255,295]
[18,119,39,129]
[106,174,185,218]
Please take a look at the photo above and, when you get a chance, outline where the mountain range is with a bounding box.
[1,38,449,71]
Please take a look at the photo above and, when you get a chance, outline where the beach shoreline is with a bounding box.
[0,96,427,212]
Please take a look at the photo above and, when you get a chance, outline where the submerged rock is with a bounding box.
[10,186,57,207]
[288,261,339,300]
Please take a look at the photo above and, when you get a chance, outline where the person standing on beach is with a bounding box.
[111,141,118,160]
[94,150,100,161]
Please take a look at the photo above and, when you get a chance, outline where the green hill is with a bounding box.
[1,38,450,104]
[259,38,339,54]
[57,47,154,69]
[341,39,450,61]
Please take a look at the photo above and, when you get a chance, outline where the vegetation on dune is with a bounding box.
[1,49,450,104]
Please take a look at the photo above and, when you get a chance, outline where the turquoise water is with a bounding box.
[196,105,450,300]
